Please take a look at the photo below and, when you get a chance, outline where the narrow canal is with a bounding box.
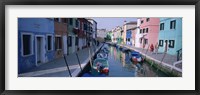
[104,44,169,77]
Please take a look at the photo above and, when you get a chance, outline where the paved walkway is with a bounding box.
[107,42,182,71]
[18,43,103,77]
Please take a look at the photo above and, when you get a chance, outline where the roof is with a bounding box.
[125,21,137,25]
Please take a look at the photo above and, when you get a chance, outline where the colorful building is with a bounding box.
[54,18,68,57]
[115,26,123,44]
[77,18,87,50]
[137,18,160,49]
[67,18,78,54]
[85,20,92,47]
[158,18,182,55]
[111,26,123,44]
[88,19,97,45]
[123,21,137,44]
[18,18,55,73]
[126,29,132,45]
[131,27,138,46]
[111,28,116,43]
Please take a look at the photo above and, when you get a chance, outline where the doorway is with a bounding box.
[35,36,45,66]
[63,35,67,55]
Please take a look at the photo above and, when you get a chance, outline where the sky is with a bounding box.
[92,17,137,31]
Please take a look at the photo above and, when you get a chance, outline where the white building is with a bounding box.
[135,19,143,48]
[97,29,108,38]
[111,26,123,43]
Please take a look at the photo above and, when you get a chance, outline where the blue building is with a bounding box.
[18,18,55,73]
[126,29,132,45]
[158,18,182,55]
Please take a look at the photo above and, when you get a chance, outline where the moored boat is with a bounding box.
[92,58,109,75]
[96,52,108,59]
[131,51,144,64]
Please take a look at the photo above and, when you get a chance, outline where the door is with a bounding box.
[63,36,67,54]
[36,36,45,65]
[72,36,75,53]
[37,37,42,63]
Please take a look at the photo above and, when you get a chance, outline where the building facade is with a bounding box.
[97,29,108,38]
[67,18,78,54]
[123,21,137,44]
[88,19,97,45]
[131,27,138,46]
[77,18,87,50]
[18,18,55,73]
[138,18,160,49]
[135,19,142,48]
[54,18,68,57]
[158,18,182,55]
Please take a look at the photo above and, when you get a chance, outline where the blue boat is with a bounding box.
[131,51,144,63]
[82,73,107,77]
[82,58,109,77]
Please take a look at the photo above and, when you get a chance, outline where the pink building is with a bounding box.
[131,27,137,46]
[138,18,160,49]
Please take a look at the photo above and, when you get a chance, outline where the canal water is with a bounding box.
[104,44,168,77]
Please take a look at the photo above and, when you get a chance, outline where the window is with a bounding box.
[170,20,176,29]
[143,29,145,33]
[69,18,73,25]
[47,35,53,51]
[141,20,143,24]
[146,28,148,33]
[140,29,142,34]
[75,37,79,46]
[159,40,163,47]
[84,24,87,30]
[160,23,164,30]
[55,36,62,50]
[54,18,61,22]
[22,34,33,56]
[144,39,148,45]
[76,19,79,28]
[168,40,175,48]
[68,36,72,47]
[146,18,150,22]
[54,18,59,22]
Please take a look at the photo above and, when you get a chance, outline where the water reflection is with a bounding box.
[106,44,168,77]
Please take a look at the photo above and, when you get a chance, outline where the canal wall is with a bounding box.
[108,42,182,77]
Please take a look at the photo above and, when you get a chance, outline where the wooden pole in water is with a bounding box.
[89,48,93,68]
[63,54,72,77]
[76,53,83,72]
